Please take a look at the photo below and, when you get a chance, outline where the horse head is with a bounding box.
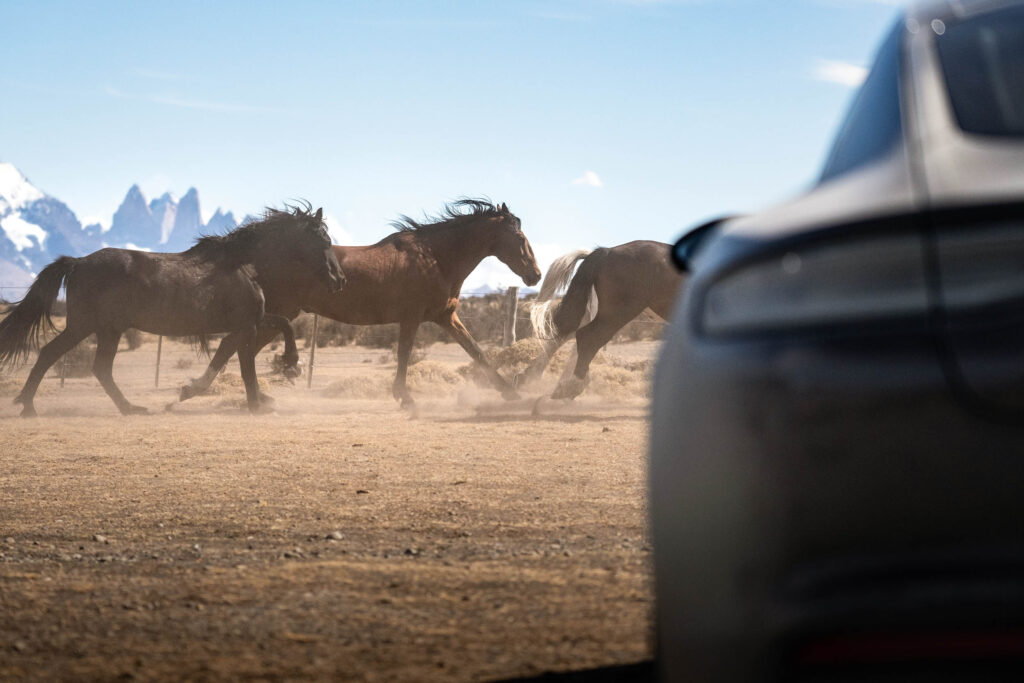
[492,202,541,287]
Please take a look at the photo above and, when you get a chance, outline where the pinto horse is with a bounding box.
[520,240,684,399]
[0,204,344,416]
[178,199,541,407]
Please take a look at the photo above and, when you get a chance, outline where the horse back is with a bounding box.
[65,248,265,335]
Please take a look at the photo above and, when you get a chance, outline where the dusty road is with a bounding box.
[0,339,655,681]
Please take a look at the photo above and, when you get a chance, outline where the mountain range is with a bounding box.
[0,162,238,291]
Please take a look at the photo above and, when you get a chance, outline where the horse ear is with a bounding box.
[500,202,508,213]
[314,207,323,221]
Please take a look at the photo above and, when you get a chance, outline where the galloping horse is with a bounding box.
[520,240,683,399]
[0,205,344,416]
[178,199,541,407]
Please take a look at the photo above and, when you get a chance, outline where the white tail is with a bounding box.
[529,249,598,340]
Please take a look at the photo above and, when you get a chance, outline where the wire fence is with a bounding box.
[1,287,667,391]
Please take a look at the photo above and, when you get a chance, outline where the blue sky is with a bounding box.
[1,0,903,289]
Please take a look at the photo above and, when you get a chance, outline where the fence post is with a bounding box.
[154,335,163,388]
[503,286,519,346]
[307,314,319,389]
[60,353,67,388]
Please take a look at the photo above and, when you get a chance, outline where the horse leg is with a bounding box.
[93,329,148,415]
[14,326,92,417]
[262,314,300,378]
[393,321,419,408]
[551,311,635,400]
[180,331,242,401]
[515,335,570,388]
[237,331,266,414]
[439,312,520,401]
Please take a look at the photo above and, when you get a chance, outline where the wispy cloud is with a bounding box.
[813,59,868,87]
[571,170,604,188]
[132,67,183,81]
[104,86,281,113]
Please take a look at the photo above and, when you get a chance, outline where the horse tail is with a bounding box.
[531,248,607,340]
[0,256,77,369]
[529,249,589,339]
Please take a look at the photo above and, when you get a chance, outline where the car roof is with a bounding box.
[908,0,1022,24]
[717,0,1024,244]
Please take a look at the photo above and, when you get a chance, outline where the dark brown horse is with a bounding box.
[0,205,343,416]
[519,240,683,399]
[178,199,541,407]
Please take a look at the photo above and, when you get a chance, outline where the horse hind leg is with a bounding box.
[392,321,419,408]
[237,331,270,415]
[93,329,147,415]
[14,326,92,417]
[551,311,635,400]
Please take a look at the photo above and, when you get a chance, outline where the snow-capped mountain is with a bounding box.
[0,162,238,290]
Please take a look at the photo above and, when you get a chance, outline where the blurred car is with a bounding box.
[650,0,1024,681]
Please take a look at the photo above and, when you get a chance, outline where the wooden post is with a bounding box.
[307,314,319,389]
[503,286,519,346]
[59,353,67,388]
[154,335,163,388]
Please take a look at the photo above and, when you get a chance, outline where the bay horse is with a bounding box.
[178,199,541,407]
[0,205,344,416]
[519,240,684,399]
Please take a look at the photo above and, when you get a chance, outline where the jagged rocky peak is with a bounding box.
[108,184,161,247]
[204,208,237,233]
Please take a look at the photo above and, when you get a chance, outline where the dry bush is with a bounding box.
[175,358,194,370]
[52,337,97,378]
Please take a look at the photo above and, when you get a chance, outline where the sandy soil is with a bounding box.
[0,337,657,682]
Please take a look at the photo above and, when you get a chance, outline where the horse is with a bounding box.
[177,198,542,407]
[0,204,344,416]
[519,240,683,399]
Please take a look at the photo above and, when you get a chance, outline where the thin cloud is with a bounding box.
[813,59,868,87]
[571,170,604,188]
[132,68,183,81]
[104,86,281,113]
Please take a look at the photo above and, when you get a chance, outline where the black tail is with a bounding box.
[0,256,77,369]
[552,247,608,338]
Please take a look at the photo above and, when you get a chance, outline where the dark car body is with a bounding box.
[650,1,1024,680]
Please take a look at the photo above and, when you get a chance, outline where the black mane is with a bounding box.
[188,201,324,266]
[390,198,501,233]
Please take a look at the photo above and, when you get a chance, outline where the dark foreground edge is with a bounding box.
[490,660,655,683]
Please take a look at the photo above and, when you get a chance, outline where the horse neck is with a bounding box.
[420,219,498,284]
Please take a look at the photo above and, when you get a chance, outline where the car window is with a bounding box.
[936,6,1024,137]
[819,23,904,183]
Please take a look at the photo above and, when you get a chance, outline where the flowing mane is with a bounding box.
[389,198,500,233]
[188,202,325,266]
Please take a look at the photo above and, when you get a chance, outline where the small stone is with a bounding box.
[192,544,201,553]
[4,537,13,545]
[355,489,369,495]
[93,534,108,544]
[326,531,344,541]
[602,426,611,432]
[13,640,27,653]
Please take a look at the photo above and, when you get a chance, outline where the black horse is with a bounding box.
[0,204,344,416]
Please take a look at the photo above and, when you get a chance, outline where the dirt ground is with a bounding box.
[0,336,657,682]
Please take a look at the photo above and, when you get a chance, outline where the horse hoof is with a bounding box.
[179,386,194,401]
[123,404,149,416]
[259,392,276,406]
[20,406,37,418]
[249,403,275,415]
[400,397,416,410]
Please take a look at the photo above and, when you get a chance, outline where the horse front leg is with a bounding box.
[393,321,419,408]
[261,314,300,379]
[439,312,520,401]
